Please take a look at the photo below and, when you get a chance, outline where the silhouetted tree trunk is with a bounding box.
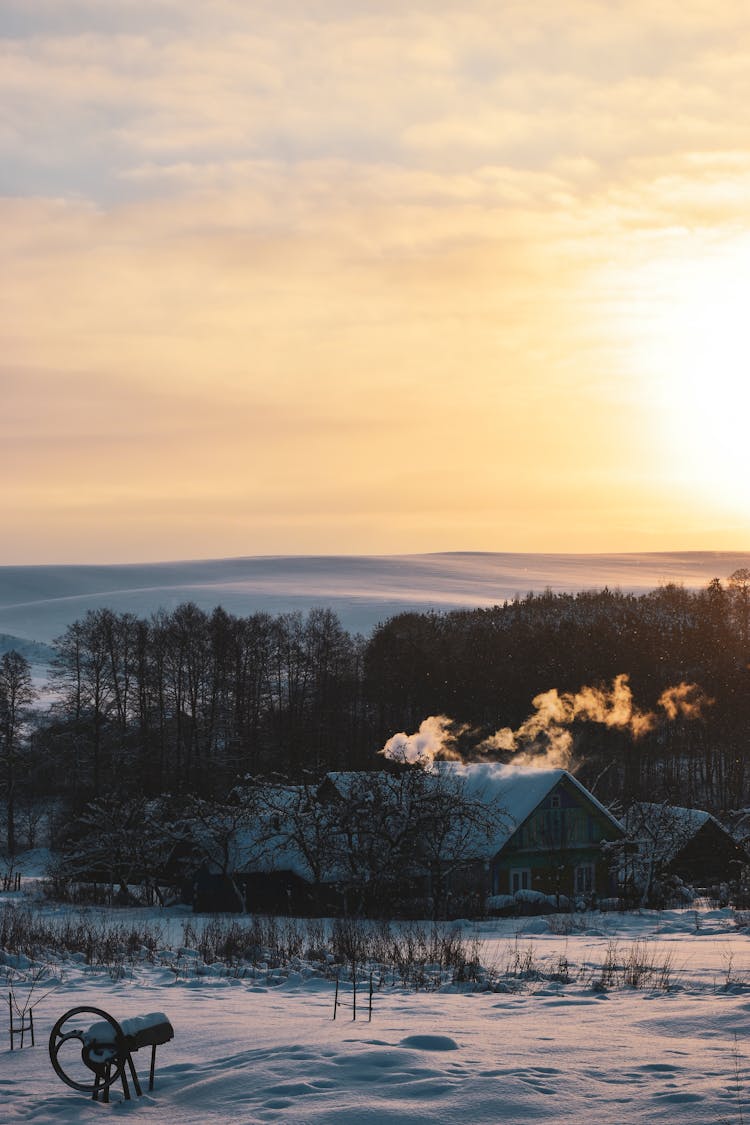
[0,651,36,855]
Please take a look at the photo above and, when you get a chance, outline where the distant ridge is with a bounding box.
[1,551,748,643]
[0,633,56,666]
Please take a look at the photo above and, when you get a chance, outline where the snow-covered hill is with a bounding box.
[1,551,748,646]
[0,633,56,666]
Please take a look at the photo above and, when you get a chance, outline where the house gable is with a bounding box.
[501,774,623,857]
[490,773,624,900]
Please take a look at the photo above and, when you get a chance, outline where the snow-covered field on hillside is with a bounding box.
[2,551,750,649]
[3,882,750,1124]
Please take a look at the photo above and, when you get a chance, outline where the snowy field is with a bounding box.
[3,888,750,1124]
[2,551,750,648]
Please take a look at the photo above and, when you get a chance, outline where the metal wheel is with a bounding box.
[48,1006,126,1094]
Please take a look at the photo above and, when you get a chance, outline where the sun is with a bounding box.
[617,236,750,513]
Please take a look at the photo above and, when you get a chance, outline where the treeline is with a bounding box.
[3,573,750,854]
[366,576,750,809]
[41,605,369,805]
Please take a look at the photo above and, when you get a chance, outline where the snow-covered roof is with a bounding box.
[623,802,719,864]
[325,763,623,861]
[233,831,313,880]
[191,786,317,881]
[429,762,624,858]
[195,767,622,879]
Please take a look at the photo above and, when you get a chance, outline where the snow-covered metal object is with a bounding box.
[48,1005,174,1102]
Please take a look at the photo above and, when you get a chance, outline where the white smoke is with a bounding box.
[379,715,457,766]
[379,674,713,771]
[478,673,657,768]
[657,681,714,721]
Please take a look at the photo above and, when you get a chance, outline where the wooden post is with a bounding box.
[368,973,373,1022]
[352,966,357,1022]
[333,975,339,1020]
[8,993,13,1050]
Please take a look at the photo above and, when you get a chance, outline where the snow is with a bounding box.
[84,1012,173,1046]
[3,890,750,1123]
[623,803,720,865]
[428,763,623,857]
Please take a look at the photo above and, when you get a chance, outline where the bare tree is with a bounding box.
[325,766,508,919]
[168,793,260,911]
[413,767,507,920]
[0,651,36,855]
[623,801,698,906]
[51,613,117,799]
[250,775,339,890]
[729,568,750,650]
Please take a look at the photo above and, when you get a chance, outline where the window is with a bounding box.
[511,868,531,893]
[550,794,561,809]
[574,863,595,895]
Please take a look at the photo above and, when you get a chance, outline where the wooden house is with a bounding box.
[433,764,626,907]
[623,802,750,898]
[179,766,625,915]
[324,764,626,912]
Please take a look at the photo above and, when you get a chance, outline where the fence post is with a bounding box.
[8,992,35,1050]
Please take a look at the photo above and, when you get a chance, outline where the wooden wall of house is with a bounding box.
[491,852,616,900]
[491,776,623,901]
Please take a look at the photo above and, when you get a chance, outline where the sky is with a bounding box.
[3,0,750,564]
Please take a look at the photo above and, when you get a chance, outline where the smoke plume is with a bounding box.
[657,682,714,721]
[478,673,657,768]
[379,674,713,771]
[379,714,458,766]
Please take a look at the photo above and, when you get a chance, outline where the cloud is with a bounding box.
[5,3,750,559]
[4,3,750,189]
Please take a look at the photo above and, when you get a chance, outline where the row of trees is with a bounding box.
[365,573,750,809]
[42,605,367,805]
[3,571,750,856]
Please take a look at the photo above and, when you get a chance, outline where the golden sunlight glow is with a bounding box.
[6,4,750,560]
[618,237,750,514]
